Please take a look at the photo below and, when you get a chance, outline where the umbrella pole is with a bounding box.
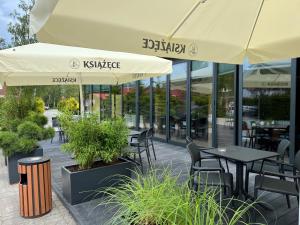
[79,83,84,117]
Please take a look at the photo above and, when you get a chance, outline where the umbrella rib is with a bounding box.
[168,0,205,39]
[245,0,265,51]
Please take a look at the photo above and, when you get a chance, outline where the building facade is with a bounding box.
[84,59,300,163]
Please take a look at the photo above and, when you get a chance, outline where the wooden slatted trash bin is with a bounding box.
[18,157,52,218]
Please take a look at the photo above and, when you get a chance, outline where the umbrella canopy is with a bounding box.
[0,43,172,114]
[0,43,172,86]
[30,0,300,64]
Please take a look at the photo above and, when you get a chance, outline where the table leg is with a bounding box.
[234,161,245,199]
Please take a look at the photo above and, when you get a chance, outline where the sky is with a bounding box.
[0,0,19,43]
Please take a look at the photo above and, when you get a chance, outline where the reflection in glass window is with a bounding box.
[153,76,167,139]
[242,60,291,152]
[99,85,111,120]
[123,82,136,128]
[170,63,187,143]
[139,79,151,129]
[84,85,93,113]
[191,61,213,147]
[217,64,235,147]
[91,85,100,114]
[111,85,122,118]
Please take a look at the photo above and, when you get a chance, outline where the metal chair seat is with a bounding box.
[246,160,281,174]
[195,171,233,189]
[130,142,146,147]
[199,160,224,170]
[255,175,298,196]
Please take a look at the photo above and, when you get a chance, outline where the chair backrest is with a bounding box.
[52,117,59,127]
[186,136,193,144]
[294,151,300,171]
[146,128,154,138]
[138,130,147,143]
[277,139,290,159]
[187,142,201,166]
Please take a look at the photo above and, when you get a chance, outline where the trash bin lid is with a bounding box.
[18,156,50,165]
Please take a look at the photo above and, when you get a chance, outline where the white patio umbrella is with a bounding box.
[0,43,172,115]
[30,0,300,64]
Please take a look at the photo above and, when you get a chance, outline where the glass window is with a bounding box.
[170,62,187,143]
[111,85,122,118]
[90,85,100,114]
[99,85,111,120]
[84,85,93,113]
[191,61,213,147]
[153,76,167,139]
[139,79,151,129]
[217,64,235,147]
[242,60,291,152]
[123,82,136,128]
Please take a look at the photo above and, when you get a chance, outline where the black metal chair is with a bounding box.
[242,121,254,148]
[185,136,229,171]
[245,139,290,193]
[254,150,300,208]
[51,117,65,143]
[126,130,151,173]
[187,142,233,196]
[146,128,156,160]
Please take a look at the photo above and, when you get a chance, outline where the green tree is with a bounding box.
[0,37,6,49]
[8,0,36,47]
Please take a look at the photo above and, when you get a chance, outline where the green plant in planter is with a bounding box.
[60,113,129,170]
[0,118,54,157]
[17,121,43,140]
[100,169,266,225]
[25,111,48,127]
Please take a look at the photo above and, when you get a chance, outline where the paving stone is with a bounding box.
[0,153,76,225]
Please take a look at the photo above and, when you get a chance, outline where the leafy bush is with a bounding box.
[101,170,265,225]
[34,97,45,114]
[0,131,19,157]
[60,113,128,169]
[42,127,55,140]
[58,97,79,114]
[17,121,42,140]
[26,111,48,127]
[0,87,54,157]
[17,138,38,154]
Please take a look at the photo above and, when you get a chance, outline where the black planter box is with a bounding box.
[62,158,133,205]
[7,147,43,184]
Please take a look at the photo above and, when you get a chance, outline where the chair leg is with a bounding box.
[151,140,157,160]
[254,188,258,200]
[138,151,144,174]
[145,147,152,168]
[245,170,249,194]
[285,195,291,208]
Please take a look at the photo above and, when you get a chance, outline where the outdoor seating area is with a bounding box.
[28,136,300,225]
[1,0,300,224]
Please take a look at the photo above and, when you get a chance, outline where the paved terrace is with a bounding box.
[40,136,299,225]
[0,151,76,225]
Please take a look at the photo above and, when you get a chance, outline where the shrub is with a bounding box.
[0,131,19,157]
[26,111,48,127]
[17,121,42,140]
[42,127,55,140]
[101,169,265,225]
[34,97,45,114]
[58,97,79,114]
[17,138,38,154]
[60,113,128,169]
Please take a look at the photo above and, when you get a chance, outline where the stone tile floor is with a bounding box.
[0,153,77,225]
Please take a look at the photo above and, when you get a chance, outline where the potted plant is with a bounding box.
[59,113,133,205]
[0,112,55,184]
[100,169,266,225]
